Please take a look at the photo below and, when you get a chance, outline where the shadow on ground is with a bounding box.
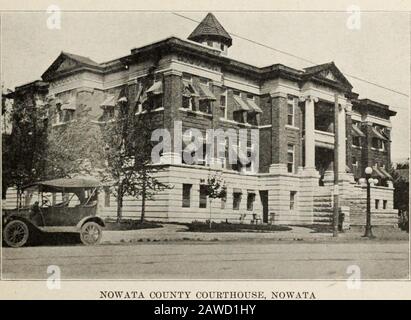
[29,231,82,246]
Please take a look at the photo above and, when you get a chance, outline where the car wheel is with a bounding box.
[80,222,102,246]
[3,220,30,248]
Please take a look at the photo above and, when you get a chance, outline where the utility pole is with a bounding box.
[333,93,340,237]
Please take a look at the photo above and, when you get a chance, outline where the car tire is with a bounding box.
[80,222,102,246]
[3,220,30,248]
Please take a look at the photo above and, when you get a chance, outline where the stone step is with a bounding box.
[314,207,333,212]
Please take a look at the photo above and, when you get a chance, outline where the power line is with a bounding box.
[172,12,410,99]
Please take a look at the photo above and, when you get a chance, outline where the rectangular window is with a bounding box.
[352,136,361,147]
[220,89,227,119]
[372,138,384,150]
[199,185,207,208]
[108,107,115,119]
[220,94,226,107]
[221,197,226,209]
[383,200,387,209]
[63,110,75,122]
[290,191,297,211]
[152,95,163,109]
[247,93,254,100]
[233,111,245,123]
[375,199,380,210]
[206,41,213,48]
[182,96,191,109]
[199,100,211,113]
[287,144,295,173]
[182,184,192,208]
[247,193,255,211]
[55,105,63,123]
[233,192,241,210]
[233,90,241,96]
[287,96,294,126]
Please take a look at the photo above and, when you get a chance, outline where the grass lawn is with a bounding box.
[185,221,292,233]
[104,218,163,231]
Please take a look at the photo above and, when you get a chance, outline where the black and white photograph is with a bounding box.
[0,0,410,300]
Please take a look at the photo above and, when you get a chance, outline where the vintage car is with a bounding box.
[2,178,105,247]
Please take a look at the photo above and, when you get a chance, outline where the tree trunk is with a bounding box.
[141,178,146,223]
[209,199,212,229]
[117,181,123,223]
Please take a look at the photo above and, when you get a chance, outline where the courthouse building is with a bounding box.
[5,13,398,226]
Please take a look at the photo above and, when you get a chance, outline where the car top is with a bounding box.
[23,178,102,192]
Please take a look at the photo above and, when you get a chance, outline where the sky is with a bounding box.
[1,11,409,162]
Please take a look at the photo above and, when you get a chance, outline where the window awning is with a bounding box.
[233,188,242,194]
[197,83,216,101]
[118,96,128,103]
[381,130,390,140]
[372,166,386,179]
[379,166,393,180]
[246,99,262,113]
[351,125,365,137]
[182,80,199,97]
[371,127,388,141]
[61,97,76,110]
[233,95,250,111]
[139,88,148,105]
[247,189,256,194]
[131,86,143,105]
[146,81,163,95]
[100,94,117,108]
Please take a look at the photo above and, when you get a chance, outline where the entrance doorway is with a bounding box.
[259,190,269,223]
[315,147,334,185]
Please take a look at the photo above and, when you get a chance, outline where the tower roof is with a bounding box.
[188,13,232,47]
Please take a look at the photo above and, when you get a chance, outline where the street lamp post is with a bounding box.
[363,166,376,238]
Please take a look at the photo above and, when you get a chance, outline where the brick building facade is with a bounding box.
[4,13,399,226]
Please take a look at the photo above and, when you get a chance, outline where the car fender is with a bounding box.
[76,216,106,231]
[4,215,38,231]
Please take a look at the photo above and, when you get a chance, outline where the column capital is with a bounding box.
[299,95,319,103]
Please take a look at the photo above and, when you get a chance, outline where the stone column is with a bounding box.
[300,95,318,170]
[269,92,288,174]
[161,69,182,164]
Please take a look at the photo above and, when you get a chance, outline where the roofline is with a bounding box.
[353,98,397,117]
[15,80,49,92]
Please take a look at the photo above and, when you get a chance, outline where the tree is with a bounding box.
[205,172,227,228]
[45,105,107,180]
[3,92,49,204]
[102,82,172,223]
[388,161,409,231]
